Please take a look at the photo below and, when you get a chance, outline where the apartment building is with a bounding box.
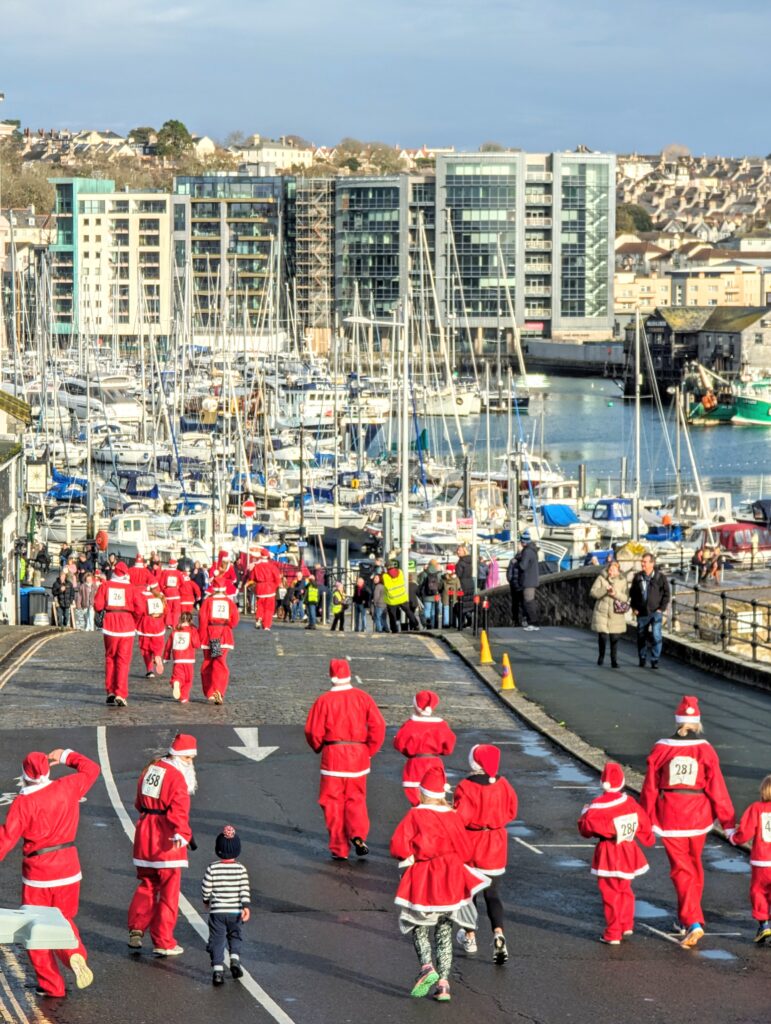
[49,178,173,347]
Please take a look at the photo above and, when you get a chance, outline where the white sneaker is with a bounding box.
[455,928,477,954]
[153,945,184,957]
[172,679,181,701]
[70,953,93,989]
[523,625,540,632]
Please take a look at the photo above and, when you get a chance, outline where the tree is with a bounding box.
[480,141,505,152]
[368,142,404,174]
[127,125,155,145]
[155,119,193,158]
[616,203,653,235]
[222,130,246,148]
[662,143,690,160]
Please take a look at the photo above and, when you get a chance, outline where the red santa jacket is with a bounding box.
[249,560,282,598]
[93,572,137,637]
[136,589,167,637]
[454,775,519,876]
[640,736,736,838]
[128,565,155,590]
[304,685,386,777]
[0,750,100,887]
[159,567,182,604]
[393,716,456,792]
[733,800,771,867]
[578,790,654,879]
[209,562,238,596]
[179,577,201,611]
[132,758,193,869]
[163,624,202,665]
[390,805,489,913]
[199,593,240,651]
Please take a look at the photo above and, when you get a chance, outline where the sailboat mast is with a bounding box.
[633,308,641,541]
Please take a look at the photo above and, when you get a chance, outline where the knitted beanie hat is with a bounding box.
[215,824,241,859]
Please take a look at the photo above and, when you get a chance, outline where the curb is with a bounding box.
[438,629,741,850]
[0,627,69,691]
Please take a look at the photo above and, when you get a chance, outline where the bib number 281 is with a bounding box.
[668,756,698,787]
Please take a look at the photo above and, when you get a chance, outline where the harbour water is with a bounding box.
[434,376,769,504]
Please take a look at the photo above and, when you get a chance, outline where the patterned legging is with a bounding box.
[412,916,453,980]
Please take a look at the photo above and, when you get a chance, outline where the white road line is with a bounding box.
[419,638,450,662]
[538,844,592,849]
[2,948,51,1024]
[0,635,61,692]
[0,971,31,1024]
[639,923,682,946]
[553,785,594,789]
[511,835,543,855]
[96,726,297,1024]
[274,641,285,657]
[0,992,14,1024]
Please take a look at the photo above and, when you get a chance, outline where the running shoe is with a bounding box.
[106,694,116,705]
[600,937,621,945]
[69,954,93,989]
[127,929,144,948]
[410,964,439,998]
[172,679,181,701]
[212,969,224,986]
[456,928,478,954]
[680,923,705,948]
[433,981,451,1002]
[230,957,244,979]
[145,672,155,679]
[114,696,127,707]
[493,934,508,964]
[212,690,223,704]
[153,945,184,957]
[351,836,369,857]
[754,921,771,943]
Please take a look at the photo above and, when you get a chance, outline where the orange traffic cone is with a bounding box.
[501,651,515,690]
[479,629,494,665]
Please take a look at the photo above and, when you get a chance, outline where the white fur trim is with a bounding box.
[674,714,701,723]
[419,786,446,799]
[655,738,708,747]
[653,824,713,838]
[59,749,73,764]
[398,855,415,869]
[474,866,506,877]
[102,627,137,637]
[589,794,627,810]
[168,748,196,757]
[132,858,188,869]
[602,781,624,793]
[468,745,482,773]
[402,781,421,788]
[414,803,452,813]
[320,768,370,777]
[20,775,51,790]
[410,715,443,723]
[329,681,352,688]
[171,834,189,847]
[750,859,771,867]
[22,872,82,888]
[592,865,650,879]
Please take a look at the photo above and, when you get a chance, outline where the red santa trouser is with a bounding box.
[103,634,134,699]
[318,774,369,857]
[256,595,277,627]
[128,867,182,950]
[749,866,771,921]
[662,834,707,926]
[201,653,230,699]
[597,877,635,940]
[170,663,195,702]
[22,881,86,998]
[138,634,165,672]
[165,600,181,629]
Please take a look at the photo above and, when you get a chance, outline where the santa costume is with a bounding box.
[212,550,238,597]
[135,582,167,677]
[453,744,519,962]
[93,561,137,706]
[128,554,155,591]
[578,762,654,944]
[730,775,771,943]
[390,765,489,1001]
[249,549,282,631]
[640,695,735,946]
[179,572,202,617]
[393,691,456,805]
[128,734,197,955]
[304,659,386,859]
[159,558,183,628]
[0,749,101,997]
[163,619,202,703]
[199,583,240,703]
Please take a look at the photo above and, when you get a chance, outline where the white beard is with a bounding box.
[167,756,197,795]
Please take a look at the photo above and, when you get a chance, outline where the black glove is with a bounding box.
[188,835,198,852]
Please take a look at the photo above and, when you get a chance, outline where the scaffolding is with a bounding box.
[295,178,334,331]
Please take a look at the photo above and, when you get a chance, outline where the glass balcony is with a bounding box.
[525,171,553,183]
[524,238,552,251]
[525,262,552,273]
[525,193,552,205]
[524,285,552,296]
[524,217,552,229]
[525,306,552,318]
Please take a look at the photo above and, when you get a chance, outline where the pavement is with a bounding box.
[0,620,768,1024]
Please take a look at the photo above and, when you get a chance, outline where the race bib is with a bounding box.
[141,765,166,799]
[166,575,178,588]
[108,587,126,607]
[668,756,698,787]
[761,812,771,843]
[147,597,164,616]
[212,599,229,619]
[614,812,639,844]
[173,632,190,651]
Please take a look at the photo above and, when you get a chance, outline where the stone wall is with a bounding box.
[483,566,600,628]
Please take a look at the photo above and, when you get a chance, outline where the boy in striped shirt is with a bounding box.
[201,825,251,985]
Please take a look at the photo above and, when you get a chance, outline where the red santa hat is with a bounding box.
[168,557,178,568]
[601,761,625,792]
[22,751,50,783]
[218,549,230,561]
[419,765,448,799]
[413,690,439,716]
[329,658,351,687]
[134,554,145,565]
[675,695,701,724]
[115,561,129,575]
[149,580,161,590]
[469,743,500,779]
[168,733,197,757]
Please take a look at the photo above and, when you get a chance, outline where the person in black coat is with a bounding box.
[51,571,76,626]
[513,533,540,630]
[455,546,475,626]
[629,552,671,669]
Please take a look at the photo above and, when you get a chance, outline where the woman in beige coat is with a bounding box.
[589,560,630,668]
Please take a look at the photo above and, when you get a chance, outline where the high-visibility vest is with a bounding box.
[331,589,344,615]
[306,582,319,604]
[383,571,408,606]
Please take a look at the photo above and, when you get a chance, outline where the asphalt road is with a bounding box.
[0,623,769,1024]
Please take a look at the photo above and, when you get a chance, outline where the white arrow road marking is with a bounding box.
[97,727,296,1024]
[639,923,684,946]
[511,835,543,855]
[228,727,279,762]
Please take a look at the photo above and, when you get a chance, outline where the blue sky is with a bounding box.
[3,0,770,154]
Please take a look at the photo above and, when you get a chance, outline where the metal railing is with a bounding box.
[669,579,771,662]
